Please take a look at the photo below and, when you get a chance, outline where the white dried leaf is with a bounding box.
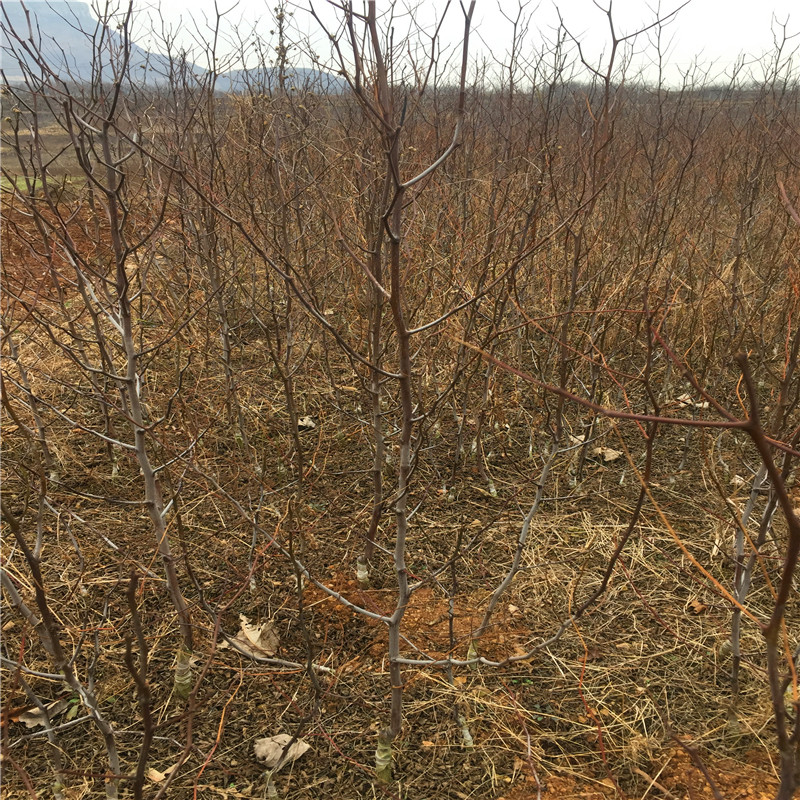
[297,416,316,431]
[146,763,178,783]
[600,447,622,462]
[590,446,622,463]
[675,393,709,410]
[568,434,586,446]
[240,614,267,646]
[219,615,279,658]
[253,734,311,770]
[18,697,70,729]
[711,529,725,559]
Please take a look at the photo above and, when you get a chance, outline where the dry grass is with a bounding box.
[3,365,789,798]
[3,70,799,798]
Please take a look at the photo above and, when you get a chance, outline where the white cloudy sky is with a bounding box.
[116,0,799,84]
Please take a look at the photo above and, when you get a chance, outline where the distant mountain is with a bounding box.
[1,1,343,92]
[1,1,177,84]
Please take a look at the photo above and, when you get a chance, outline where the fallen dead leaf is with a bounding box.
[219,614,279,658]
[590,445,622,463]
[675,393,709,411]
[17,697,70,729]
[586,645,602,662]
[146,763,178,783]
[147,768,166,783]
[253,734,311,770]
[711,529,725,559]
[687,598,707,615]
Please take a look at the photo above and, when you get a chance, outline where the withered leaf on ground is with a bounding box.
[586,645,602,662]
[590,446,622,463]
[147,762,179,783]
[253,734,311,769]
[16,697,70,729]
[147,768,166,783]
[675,393,710,410]
[687,598,707,615]
[219,614,279,657]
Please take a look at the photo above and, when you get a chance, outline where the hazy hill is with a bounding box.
[1,1,342,92]
[1,1,177,84]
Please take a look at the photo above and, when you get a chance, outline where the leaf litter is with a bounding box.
[218,613,279,658]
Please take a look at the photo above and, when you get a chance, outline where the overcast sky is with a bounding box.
[112,0,800,84]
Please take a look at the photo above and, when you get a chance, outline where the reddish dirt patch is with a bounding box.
[305,572,528,662]
[497,747,780,799]
[656,746,779,800]
[499,773,615,799]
